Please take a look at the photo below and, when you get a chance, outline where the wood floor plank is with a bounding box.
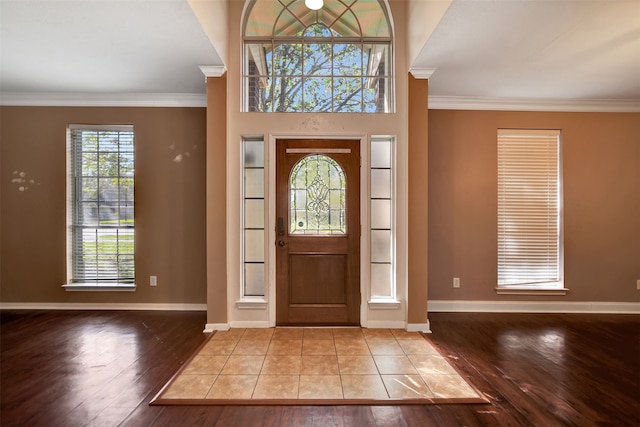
[1,310,638,426]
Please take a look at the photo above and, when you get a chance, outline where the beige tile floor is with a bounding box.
[157,328,482,402]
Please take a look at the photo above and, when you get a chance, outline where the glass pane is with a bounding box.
[81,131,98,151]
[119,153,134,177]
[246,43,272,76]
[245,0,281,37]
[371,229,391,263]
[363,44,390,76]
[244,140,264,168]
[118,205,134,225]
[81,178,98,201]
[371,263,392,298]
[303,77,332,112]
[333,44,362,76]
[80,202,98,226]
[245,168,264,198]
[304,44,332,76]
[97,132,117,151]
[371,169,391,199]
[350,0,390,37]
[370,199,391,229]
[98,152,120,177]
[274,43,303,75]
[245,199,264,229]
[119,178,134,201]
[245,229,264,262]
[82,153,98,176]
[119,133,134,151]
[371,139,391,168]
[245,263,265,296]
[363,77,389,113]
[272,76,303,112]
[290,154,346,235]
[333,77,363,112]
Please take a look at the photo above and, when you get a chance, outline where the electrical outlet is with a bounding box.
[453,277,460,288]
[150,276,157,287]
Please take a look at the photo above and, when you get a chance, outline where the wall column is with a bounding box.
[204,73,228,331]
[407,73,430,331]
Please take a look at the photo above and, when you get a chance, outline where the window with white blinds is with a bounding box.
[67,125,135,288]
[497,129,562,288]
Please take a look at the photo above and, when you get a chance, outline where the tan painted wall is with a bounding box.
[1,106,207,304]
[428,110,640,302]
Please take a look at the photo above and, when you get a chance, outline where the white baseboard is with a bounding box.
[0,302,207,311]
[428,300,640,314]
[203,323,230,333]
[229,320,271,328]
[407,322,432,333]
[365,320,407,329]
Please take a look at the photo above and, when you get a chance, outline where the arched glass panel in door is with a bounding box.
[290,154,346,234]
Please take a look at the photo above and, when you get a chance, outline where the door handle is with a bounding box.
[278,217,285,236]
[278,240,286,247]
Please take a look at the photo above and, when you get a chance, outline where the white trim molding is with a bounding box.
[0,92,207,107]
[368,300,402,310]
[365,320,407,329]
[229,320,271,328]
[0,302,207,311]
[428,96,640,113]
[428,300,640,314]
[409,67,437,79]
[199,65,227,78]
[407,322,432,333]
[235,299,268,310]
[203,323,230,333]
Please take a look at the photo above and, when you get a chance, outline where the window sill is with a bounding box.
[495,286,569,296]
[62,283,136,292]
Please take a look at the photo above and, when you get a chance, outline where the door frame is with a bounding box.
[267,133,370,327]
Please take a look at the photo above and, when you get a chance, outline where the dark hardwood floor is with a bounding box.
[1,310,638,426]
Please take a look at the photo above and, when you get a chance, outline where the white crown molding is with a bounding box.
[199,65,227,78]
[409,67,437,79]
[0,302,207,311]
[428,300,640,314]
[0,92,207,107]
[428,96,640,112]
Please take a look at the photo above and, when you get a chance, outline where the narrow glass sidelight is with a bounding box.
[289,154,346,235]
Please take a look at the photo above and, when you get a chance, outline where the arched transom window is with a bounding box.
[243,0,393,113]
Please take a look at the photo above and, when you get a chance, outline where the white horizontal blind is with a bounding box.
[69,125,135,283]
[498,129,560,287]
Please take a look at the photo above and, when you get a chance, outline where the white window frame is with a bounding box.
[63,125,136,292]
[496,129,567,295]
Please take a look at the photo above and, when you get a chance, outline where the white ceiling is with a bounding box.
[1,0,639,110]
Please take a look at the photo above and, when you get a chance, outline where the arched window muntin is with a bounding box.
[242,0,394,113]
[289,154,347,235]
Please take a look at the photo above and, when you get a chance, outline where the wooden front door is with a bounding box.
[276,139,360,326]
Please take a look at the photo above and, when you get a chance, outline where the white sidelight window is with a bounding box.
[242,137,266,297]
[369,136,395,300]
